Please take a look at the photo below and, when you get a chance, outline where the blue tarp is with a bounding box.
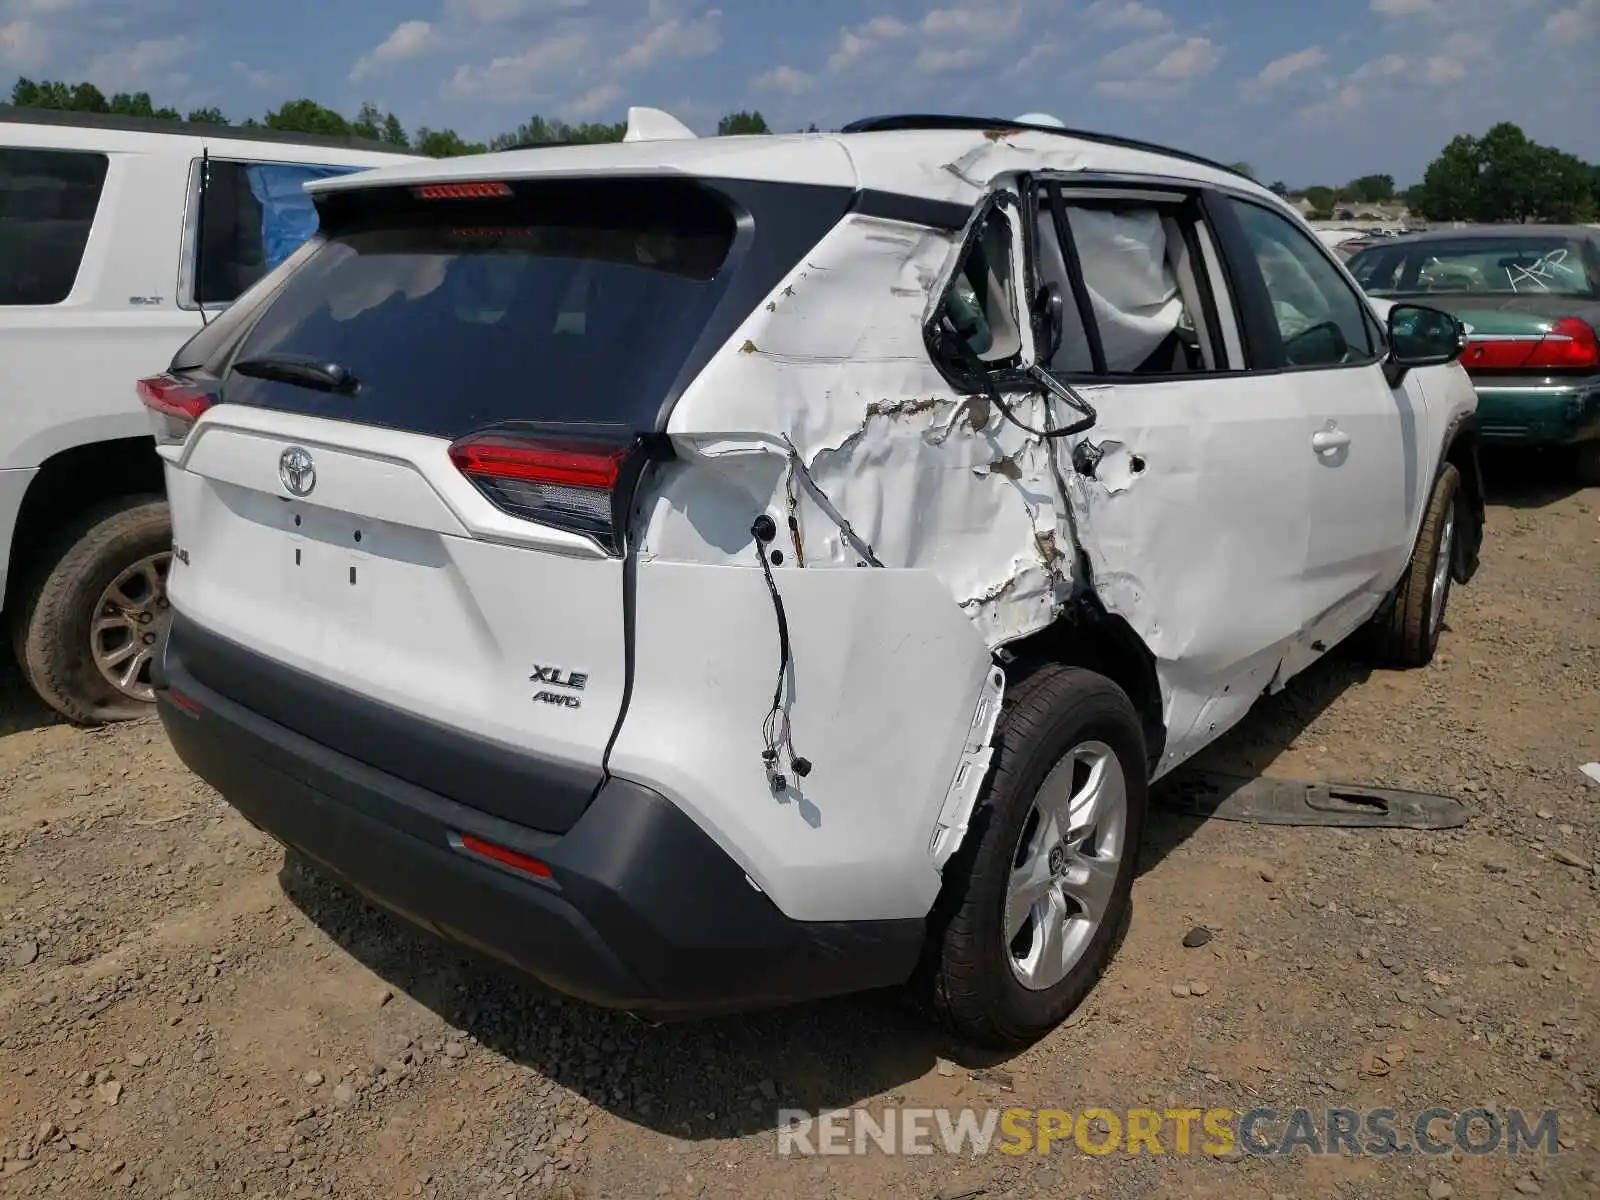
[245,163,364,270]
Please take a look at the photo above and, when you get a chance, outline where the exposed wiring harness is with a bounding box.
[751,515,811,791]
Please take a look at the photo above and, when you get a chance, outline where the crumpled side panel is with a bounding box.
[644,212,1078,648]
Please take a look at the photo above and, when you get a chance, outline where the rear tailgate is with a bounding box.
[157,175,796,833]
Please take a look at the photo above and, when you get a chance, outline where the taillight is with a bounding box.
[1463,318,1600,371]
[447,431,641,554]
[137,374,216,446]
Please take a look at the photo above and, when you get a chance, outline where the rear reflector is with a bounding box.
[448,432,638,553]
[413,181,513,200]
[138,374,216,446]
[163,687,203,717]
[1464,318,1600,371]
[458,833,553,879]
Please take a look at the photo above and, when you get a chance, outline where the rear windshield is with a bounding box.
[221,178,739,438]
[1348,236,1600,298]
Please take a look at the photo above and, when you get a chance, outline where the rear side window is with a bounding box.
[223,178,739,438]
[0,147,109,305]
[194,161,364,306]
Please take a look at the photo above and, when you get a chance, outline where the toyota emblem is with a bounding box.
[278,446,316,497]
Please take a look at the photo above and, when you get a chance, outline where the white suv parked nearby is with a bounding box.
[146,110,1485,1047]
[0,107,416,723]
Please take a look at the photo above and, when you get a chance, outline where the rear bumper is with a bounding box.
[154,615,923,1017]
[1472,378,1600,446]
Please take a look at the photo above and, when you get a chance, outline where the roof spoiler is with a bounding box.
[624,107,697,142]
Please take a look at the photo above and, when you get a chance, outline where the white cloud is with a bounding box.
[1152,35,1220,78]
[444,0,589,20]
[86,35,192,93]
[1423,54,1466,83]
[921,4,1022,40]
[1370,0,1436,12]
[1544,0,1599,38]
[1086,0,1169,30]
[0,19,44,65]
[231,60,284,91]
[914,44,982,72]
[1255,45,1326,87]
[446,30,588,101]
[826,15,908,72]
[350,19,435,84]
[751,64,813,93]
[1350,52,1407,80]
[617,7,721,72]
[561,80,619,117]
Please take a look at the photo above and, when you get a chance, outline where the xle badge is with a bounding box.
[531,665,587,709]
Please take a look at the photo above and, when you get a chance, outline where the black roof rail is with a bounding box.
[0,104,412,156]
[839,114,1251,182]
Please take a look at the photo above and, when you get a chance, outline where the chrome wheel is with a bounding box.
[1430,503,1455,640]
[91,552,171,702]
[1005,741,1128,992]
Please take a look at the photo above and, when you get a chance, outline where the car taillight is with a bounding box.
[137,374,216,446]
[1463,318,1600,371]
[447,432,641,554]
[413,181,512,200]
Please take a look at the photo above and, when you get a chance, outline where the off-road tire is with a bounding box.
[1379,463,1459,669]
[919,663,1148,1049]
[1574,441,1600,488]
[9,496,171,725]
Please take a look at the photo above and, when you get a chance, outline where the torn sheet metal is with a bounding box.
[645,207,1080,647]
[1157,772,1473,830]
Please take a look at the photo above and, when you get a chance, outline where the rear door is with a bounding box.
[161,176,756,832]
[1021,177,1329,773]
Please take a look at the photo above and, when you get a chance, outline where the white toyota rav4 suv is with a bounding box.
[0,106,415,723]
[145,111,1484,1047]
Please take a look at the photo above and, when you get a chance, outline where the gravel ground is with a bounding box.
[1,455,1596,1200]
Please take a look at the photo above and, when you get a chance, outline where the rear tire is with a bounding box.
[920,664,1148,1049]
[1379,463,1459,669]
[1575,441,1600,487]
[9,496,172,726]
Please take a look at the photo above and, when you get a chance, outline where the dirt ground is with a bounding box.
[1,454,1596,1200]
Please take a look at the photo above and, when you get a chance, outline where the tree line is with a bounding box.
[13,79,1599,223]
[9,77,775,156]
[1264,124,1598,225]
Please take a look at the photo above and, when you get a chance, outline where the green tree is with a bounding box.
[12,78,108,111]
[265,98,352,137]
[185,107,229,125]
[381,113,410,148]
[716,110,769,136]
[413,127,488,157]
[350,101,386,142]
[1346,173,1395,204]
[1411,135,1480,222]
[1302,185,1337,213]
[1268,180,1290,198]
[1225,161,1255,179]
[489,115,626,148]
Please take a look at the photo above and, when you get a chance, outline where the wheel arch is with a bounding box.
[1439,412,1485,585]
[3,437,166,615]
[997,597,1166,774]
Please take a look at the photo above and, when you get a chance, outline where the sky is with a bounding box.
[2,0,1598,186]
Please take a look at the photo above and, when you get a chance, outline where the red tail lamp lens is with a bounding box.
[459,834,553,879]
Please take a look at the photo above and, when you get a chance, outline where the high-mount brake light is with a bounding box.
[448,432,638,553]
[137,374,215,446]
[1463,318,1600,372]
[413,181,513,200]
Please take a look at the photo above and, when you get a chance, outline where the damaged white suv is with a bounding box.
[145,110,1484,1048]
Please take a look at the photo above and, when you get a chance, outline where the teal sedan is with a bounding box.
[1346,227,1600,484]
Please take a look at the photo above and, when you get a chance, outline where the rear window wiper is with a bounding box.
[231,353,361,396]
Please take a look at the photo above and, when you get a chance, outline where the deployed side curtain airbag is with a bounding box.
[1064,207,1183,372]
[245,164,362,271]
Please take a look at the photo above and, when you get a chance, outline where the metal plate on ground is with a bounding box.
[1156,771,1473,830]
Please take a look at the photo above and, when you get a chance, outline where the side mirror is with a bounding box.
[1032,281,1065,365]
[1383,302,1464,387]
